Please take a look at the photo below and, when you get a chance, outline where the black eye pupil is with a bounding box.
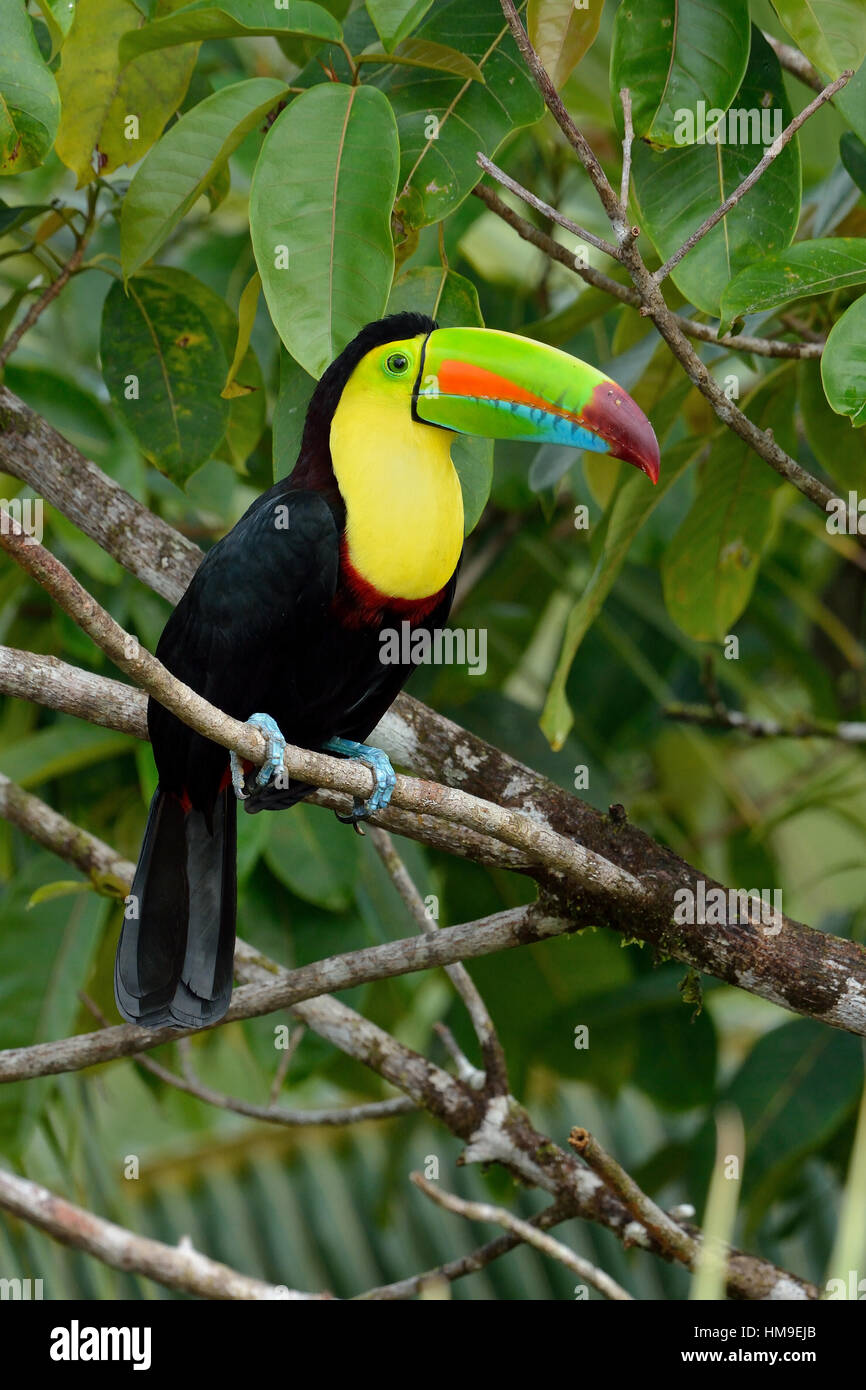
[388,353,408,373]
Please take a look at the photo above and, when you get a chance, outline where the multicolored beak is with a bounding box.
[413,326,659,483]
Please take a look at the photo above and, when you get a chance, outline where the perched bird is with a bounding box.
[115,313,660,1029]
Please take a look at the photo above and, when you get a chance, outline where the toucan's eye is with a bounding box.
[385,351,410,376]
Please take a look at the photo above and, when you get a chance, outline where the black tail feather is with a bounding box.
[115,785,237,1029]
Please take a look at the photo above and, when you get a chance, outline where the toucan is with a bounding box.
[115,312,660,1029]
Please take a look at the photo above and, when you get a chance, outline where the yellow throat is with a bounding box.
[329,354,465,601]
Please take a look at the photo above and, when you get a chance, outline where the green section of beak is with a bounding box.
[413,326,660,482]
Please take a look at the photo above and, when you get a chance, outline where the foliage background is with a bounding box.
[0,0,865,1298]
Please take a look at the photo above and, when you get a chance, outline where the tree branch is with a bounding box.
[496,0,846,521]
[473,182,824,360]
[410,1173,633,1300]
[665,702,866,744]
[0,1168,324,1299]
[4,647,866,1037]
[654,70,853,285]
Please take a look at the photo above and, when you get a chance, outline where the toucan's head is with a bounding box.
[304,312,660,484]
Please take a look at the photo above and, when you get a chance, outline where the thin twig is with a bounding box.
[79,993,415,1127]
[619,87,634,209]
[654,69,854,285]
[358,1200,572,1298]
[369,826,509,1092]
[477,153,621,260]
[665,702,866,744]
[411,1173,633,1299]
[473,181,823,359]
[569,1127,698,1268]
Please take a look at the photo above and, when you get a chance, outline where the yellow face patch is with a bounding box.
[329,335,464,600]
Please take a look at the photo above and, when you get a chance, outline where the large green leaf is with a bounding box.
[632,28,801,316]
[367,0,433,50]
[358,39,485,83]
[840,131,866,195]
[719,238,866,334]
[119,0,341,60]
[0,0,61,174]
[384,0,544,228]
[772,0,866,79]
[822,292,866,426]
[55,0,198,186]
[273,348,317,481]
[528,0,604,91]
[541,437,699,749]
[687,1020,864,1217]
[264,803,360,912]
[100,272,230,484]
[0,860,107,1153]
[250,82,399,379]
[799,359,864,488]
[661,370,796,642]
[610,0,750,147]
[387,264,493,533]
[144,265,266,470]
[121,77,288,278]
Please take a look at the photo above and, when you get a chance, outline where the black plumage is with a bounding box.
[116,314,458,1029]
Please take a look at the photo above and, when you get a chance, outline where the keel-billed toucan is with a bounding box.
[115,313,660,1029]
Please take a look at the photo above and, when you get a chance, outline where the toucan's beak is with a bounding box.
[413,327,660,484]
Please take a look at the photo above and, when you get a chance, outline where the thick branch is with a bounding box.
[4,647,866,1038]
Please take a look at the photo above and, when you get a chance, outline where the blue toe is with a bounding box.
[324,738,396,820]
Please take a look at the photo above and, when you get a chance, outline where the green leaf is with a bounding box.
[119,0,341,60]
[28,880,95,908]
[799,359,863,488]
[821,291,866,426]
[367,0,433,50]
[840,131,866,195]
[55,0,198,187]
[0,199,53,236]
[273,347,316,481]
[541,437,700,749]
[772,0,866,79]
[719,238,866,334]
[121,77,288,279]
[222,270,261,398]
[631,28,800,316]
[387,263,492,532]
[837,56,866,144]
[528,0,604,90]
[264,803,359,911]
[250,82,399,379]
[358,38,485,82]
[385,0,544,228]
[145,264,266,469]
[34,0,77,58]
[661,370,796,643]
[0,0,61,174]
[100,272,230,484]
[610,0,750,146]
[689,1020,864,1216]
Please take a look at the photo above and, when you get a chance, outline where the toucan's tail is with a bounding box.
[115,785,237,1029]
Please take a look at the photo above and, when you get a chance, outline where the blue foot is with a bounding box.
[231,713,287,800]
[324,737,396,822]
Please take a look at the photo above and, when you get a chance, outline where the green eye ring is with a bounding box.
[385,351,411,376]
